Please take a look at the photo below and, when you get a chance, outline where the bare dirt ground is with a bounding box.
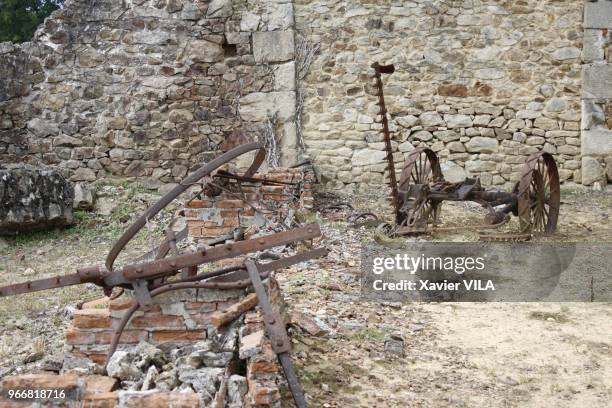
[0,183,610,407]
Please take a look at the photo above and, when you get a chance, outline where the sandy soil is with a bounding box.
[0,184,610,407]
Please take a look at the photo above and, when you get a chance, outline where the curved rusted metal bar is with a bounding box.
[105,142,266,272]
[149,265,244,290]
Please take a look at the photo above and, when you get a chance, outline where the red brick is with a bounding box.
[83,375,118,394]
[121,392,201,408]
[66,328,95,345]
[239,186,257,193]
[249,359,280,374]
[201,226,233,236]
[214,199,244,208]
[186,199,212,208]
[73,309,111,329]
[187,220,206,229]
[151,330,204,343]
[219,209,241,217]
[109,298,135,311]
[203,221,222,227]
[130,315,185,329]
[223,218,241,227]
[242,208,256,216]
[1,374,83,395]
[81,297,110,310]
[65,351,107,366]
[247,378,281,406]
[185,301,217,312]
[82,392,119,408]
[95,330,148,344]
[190,312,215,328]
[188,225,203,237]
[183,209,200,218]
[263,194,290,201]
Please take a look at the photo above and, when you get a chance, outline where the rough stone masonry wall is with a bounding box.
[0,0,299,189]
[295,0,585,191]
[581,0,612,185]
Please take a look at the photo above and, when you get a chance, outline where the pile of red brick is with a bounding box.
[185,168,314,240]
[0,374,200,407]
[66,287,244,365]
[0,283,289,407]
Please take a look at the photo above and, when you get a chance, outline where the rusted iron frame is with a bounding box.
[246,260,307,408]
[0,223,321,297]
[394,147,560,237]
[105,249,327,369]
[371,62,401,217]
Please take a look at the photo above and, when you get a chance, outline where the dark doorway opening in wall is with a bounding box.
[223,41,237,58]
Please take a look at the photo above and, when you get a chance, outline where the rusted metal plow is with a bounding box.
[372,62,561,240]
[0,142,324,408]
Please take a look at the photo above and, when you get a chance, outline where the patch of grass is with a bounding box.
[295,210,318,224]
[349,327,387,343]
[529,310,570,323]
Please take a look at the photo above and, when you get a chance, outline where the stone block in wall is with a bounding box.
[583,29,607,62]
[582,64,612,99]
[582,156,606,185]
[584,0,612,29]
[252,31,295,63]
[239,91,296,122]
[582,129,612,157]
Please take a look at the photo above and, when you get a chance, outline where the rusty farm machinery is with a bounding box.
[371,62,561,241]
[0,142,324,408]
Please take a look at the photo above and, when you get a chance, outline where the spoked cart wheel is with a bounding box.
[396,148,445,231]
[517,151,560,235]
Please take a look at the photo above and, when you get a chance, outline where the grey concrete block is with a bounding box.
[252,31,295,63]
[584,0,612,29]
[581,129,612,157]
[582,29,605,62]
[582,64,612,99]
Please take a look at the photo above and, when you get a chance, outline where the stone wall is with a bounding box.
[0,0,299,190]
[581,0,612,186]
[294,0,585,190]
[3,0,611,193]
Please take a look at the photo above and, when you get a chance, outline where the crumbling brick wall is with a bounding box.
[57,284,286,406]
[65,287,244,365]
[185,167,314,240]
